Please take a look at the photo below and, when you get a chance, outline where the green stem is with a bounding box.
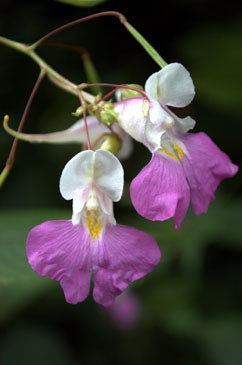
[0,166,10,189]
[0,36,95,103]
[30,11,167,68]
[124,22,167,68]
[82,52,102,94]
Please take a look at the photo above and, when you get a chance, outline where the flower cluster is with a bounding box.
[11,62,237,306]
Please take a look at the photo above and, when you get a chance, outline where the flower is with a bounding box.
[103,289,141,330]
[114,63,238,229]
[4,115,133,160]
[26,149,161,306]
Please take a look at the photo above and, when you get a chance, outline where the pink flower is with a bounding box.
[26,149,161,306]
[104,290,141,330]
[115,63,238,229]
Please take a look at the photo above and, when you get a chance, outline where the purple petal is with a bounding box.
[26,220,91,304]
[130,152,190,229]
[182,132,238,215]
[92,224,161,307]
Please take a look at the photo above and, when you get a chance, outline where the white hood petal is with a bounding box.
[59,149,124,202]
[60,150,96,200]
[145,63,195,108]
[93,149,124,202]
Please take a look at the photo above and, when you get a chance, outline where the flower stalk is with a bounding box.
[0,70,45,188]
[26,10,167,69]
[123,22,167,68]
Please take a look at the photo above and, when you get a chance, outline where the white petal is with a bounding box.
[59,149,124,203]
[117,133,133,160]
[95,188,116,224]
[112,123,133,160]
[144,72,159,102]
[145,63,195,108]
[166,107,196,133]
[144,121,166,152]
[174,115,196,133]
[59,150,95,200]
[72,186,91,225]
[114,98,148,144]
[148,100,174,127]
[93,150,124,202]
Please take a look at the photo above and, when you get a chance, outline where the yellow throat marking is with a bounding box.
[160,142,184,161]
[86,209,101,240]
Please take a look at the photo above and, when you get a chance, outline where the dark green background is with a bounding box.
[0,0,242,364]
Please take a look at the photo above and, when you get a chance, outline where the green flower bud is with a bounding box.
[100,134,121,155]
[72,105,83,117]
[119,84,144,100]
[95,101,118,127]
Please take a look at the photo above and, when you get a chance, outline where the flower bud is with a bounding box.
[118,84,144,100]
[72,106,83,117]
[100,134,121,156]
[95,101,118,127]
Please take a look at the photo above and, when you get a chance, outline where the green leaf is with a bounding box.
[55,0,107,7]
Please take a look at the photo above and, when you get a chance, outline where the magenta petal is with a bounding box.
[92,224,161,307]
[182,132,239,215]
[26,220,91,304]
[130,152,190,229]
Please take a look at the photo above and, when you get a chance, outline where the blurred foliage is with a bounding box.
[0,0,242,364]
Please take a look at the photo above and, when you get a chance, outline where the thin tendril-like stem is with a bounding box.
[31,10,167,68]
[40,42,89,56]
[82,83,147,97]
[77,90,91,150]
[98,87,121,103]
[92,132,112,150]
[0,69,45,188]
[32,11,126,49]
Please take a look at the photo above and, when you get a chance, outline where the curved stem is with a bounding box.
[31,10,167,68]
[92,132,112,150]
[0,36,95,103]
[31,11,126,49]
[81,82,147,97]
[0,69,45,188]
[77,90,91,150]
